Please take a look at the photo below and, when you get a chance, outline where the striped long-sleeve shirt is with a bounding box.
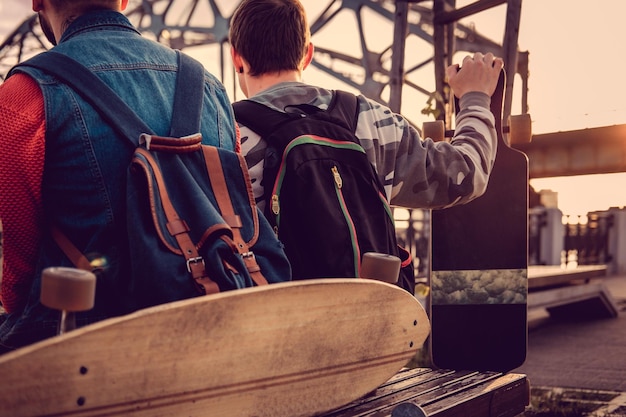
[237,81,497,213]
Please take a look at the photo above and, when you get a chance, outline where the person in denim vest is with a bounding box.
[0,0,238,352]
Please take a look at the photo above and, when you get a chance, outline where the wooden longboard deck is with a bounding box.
[430,70,529,372]
[0,279,430,417]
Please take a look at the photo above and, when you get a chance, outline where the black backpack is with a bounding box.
[12,51,292,312]
[233,91,415,293]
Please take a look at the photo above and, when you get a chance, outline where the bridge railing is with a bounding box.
[563,212,614,266]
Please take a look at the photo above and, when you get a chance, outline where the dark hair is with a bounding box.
[229,0,310,76]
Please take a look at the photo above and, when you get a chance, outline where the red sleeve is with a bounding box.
[0,73,46,314]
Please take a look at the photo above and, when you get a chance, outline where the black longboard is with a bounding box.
[429,70,529,372]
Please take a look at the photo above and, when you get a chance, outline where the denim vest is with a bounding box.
[0,10,237,349]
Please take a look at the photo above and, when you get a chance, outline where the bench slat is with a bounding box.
[323,368,529,417]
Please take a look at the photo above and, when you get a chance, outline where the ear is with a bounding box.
[120,0,129,11]
[230,46,244,72]
[32,0,44,12]
[302,43,314,70]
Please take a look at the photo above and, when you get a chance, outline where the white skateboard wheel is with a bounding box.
[360,252,401,283]
[40,267,96,312]
[508,113,532,145]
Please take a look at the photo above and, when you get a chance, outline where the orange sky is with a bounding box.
[453,0,626,216]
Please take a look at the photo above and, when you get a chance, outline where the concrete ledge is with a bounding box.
[528,282,619,320]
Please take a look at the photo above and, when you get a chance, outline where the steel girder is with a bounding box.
[0,0,527,124]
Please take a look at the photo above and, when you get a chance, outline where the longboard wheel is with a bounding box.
[40,267,96,312]
[507,113,532,145]
[392,402,428,416]
[422,120,445,142]
[361,252,401,283]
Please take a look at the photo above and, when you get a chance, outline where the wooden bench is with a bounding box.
[322,367,530,416]
[528,265,619,319]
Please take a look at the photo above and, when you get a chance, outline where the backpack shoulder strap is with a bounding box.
[327,90,360,134]
[11,50,205,143]
[232,99,291,139]
[168,53,205,138]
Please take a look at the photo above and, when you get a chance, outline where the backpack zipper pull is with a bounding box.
[271,194,280,215]
[332,166,343,188]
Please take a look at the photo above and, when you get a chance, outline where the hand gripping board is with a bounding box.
[430,69,529,372]
[0,279,430,417]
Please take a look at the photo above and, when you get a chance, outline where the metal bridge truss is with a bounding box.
[0,0,528,125]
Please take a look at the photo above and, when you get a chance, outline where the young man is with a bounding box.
[229,0,504,277]
[0,0,239,351]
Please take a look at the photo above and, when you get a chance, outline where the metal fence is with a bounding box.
[529,209,614,267]
[563,212,613,266]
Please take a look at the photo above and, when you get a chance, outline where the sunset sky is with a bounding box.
[451,0,626,217]
[1,0,624,216]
